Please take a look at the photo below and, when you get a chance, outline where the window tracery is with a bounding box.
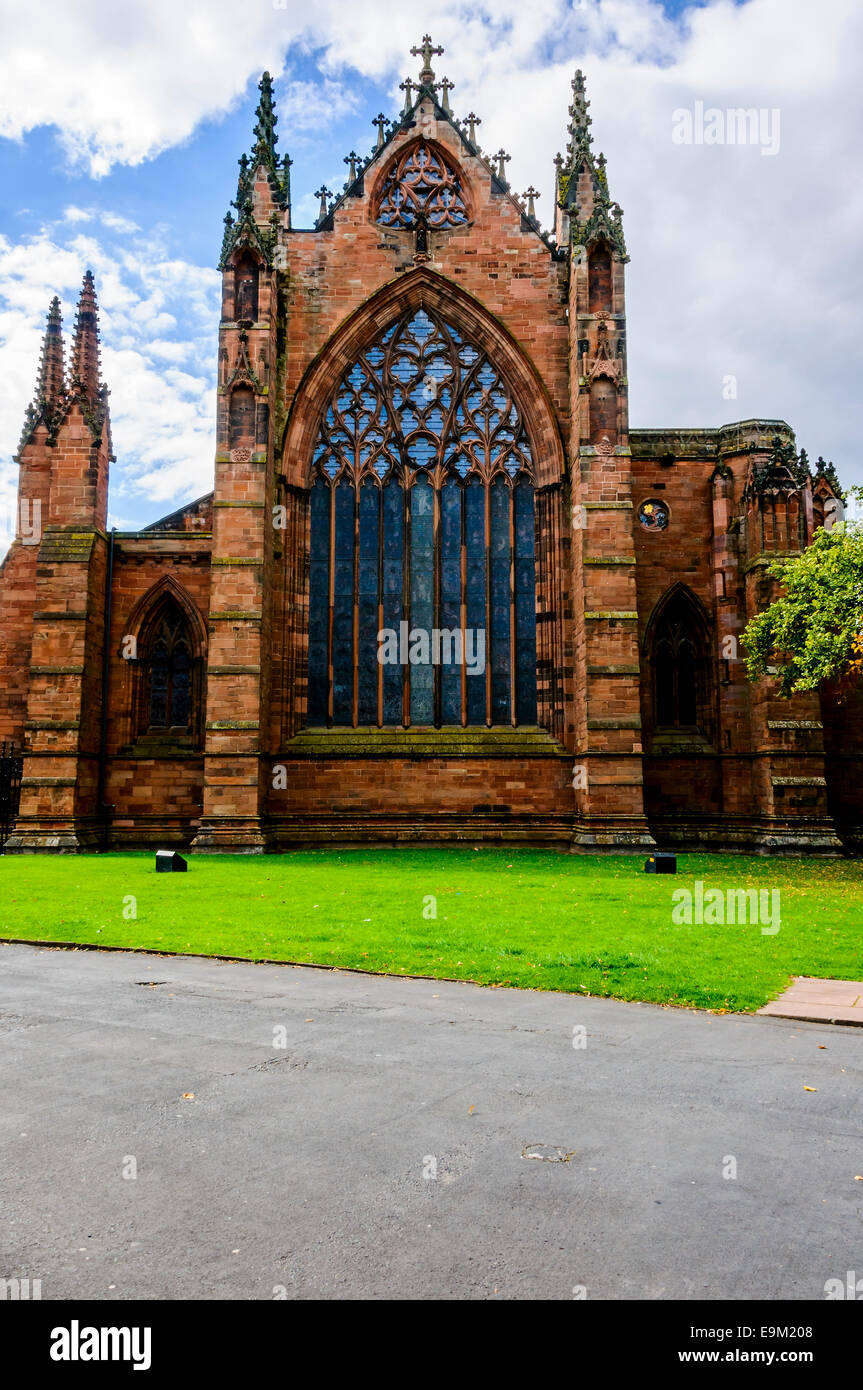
[376,141,469,229]
[307,308,537,728]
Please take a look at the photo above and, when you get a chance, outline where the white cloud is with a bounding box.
[0,219,220,550]
[0,0,861,567]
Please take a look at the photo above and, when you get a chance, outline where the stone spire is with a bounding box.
[220,72,291,265]
[248,71,288,212]
[24,295,67,443]
[70,271,102,412]
[253,71,278,167]
[567,70,593,165]
[558,68,627,260]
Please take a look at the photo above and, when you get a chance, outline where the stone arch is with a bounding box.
[367,135,474,229]
[278,269,567,739]
[228,383,256,449]
[120,576,207,749]
[587,240,613,314]
[643,583,714,740]
[280,267,566,491]
[125,575,208,659]
[232,250,260,323]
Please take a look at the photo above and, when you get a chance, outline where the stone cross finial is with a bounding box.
[411,34,443,83]
[465,112,481,146]
[344,151,360,184]
[315,186,332,222]
[522,186,540,220]
[399,77,415,115]
[373,112,388,150]
[437,76,454,114]
[493,149,511,183]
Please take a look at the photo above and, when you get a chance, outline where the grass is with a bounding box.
[0,849,860,1012]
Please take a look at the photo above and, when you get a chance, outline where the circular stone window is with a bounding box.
[638,498,670,531]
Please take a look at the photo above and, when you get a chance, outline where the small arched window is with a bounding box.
[128,595,203,749]
[588,243,613,314]
[589,378,617,445]
[229,386,255,448]
[649,588,711,735]
[234,252,259,322]
[145,605,193,732]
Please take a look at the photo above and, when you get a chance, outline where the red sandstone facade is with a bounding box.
[1,50,859,854]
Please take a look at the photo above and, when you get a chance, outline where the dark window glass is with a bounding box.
[440,478,462,726]
[306,307,537,727]
[490,477,511,724]
[409,475,434,724]
[677,641,697,727]
[171,644,191,727]
[229,386,255,448]
[514,480,537,724]
[652,593,706,732]
[145,604,195,734]
[331,480,355,726]
[149,641,169,728]
[307,479,331,726]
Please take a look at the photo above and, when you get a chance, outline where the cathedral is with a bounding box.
[1,39,859,855]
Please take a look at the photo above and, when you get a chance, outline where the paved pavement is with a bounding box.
[1,941,861,1300]
[758,976,863,1026]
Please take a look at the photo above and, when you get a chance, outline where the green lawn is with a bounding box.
[0,850,860,1012]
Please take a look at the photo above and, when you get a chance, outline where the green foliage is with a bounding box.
[742,513,863,696]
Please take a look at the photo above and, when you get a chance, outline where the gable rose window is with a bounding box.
[376,141,469,229]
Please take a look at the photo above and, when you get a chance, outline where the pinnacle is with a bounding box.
[252,70,278,166]
[224,71,290,239]
[71,269,102,407]
[37,295,66,415]
[557,68,627,260]
[18,277,107,455]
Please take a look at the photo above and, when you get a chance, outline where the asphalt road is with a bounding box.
[1,940,860,1300]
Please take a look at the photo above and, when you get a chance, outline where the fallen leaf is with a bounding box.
[181,1092,195,1100]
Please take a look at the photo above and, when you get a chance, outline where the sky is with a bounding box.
[0,0,860,557]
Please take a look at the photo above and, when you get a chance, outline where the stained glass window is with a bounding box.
[639,498,670,531]
[145,605,193,731]
[651,591,707,732]
[306,307,537,728]
[376,141,469,229]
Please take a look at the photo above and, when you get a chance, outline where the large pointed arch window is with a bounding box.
[307,307,537,728]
